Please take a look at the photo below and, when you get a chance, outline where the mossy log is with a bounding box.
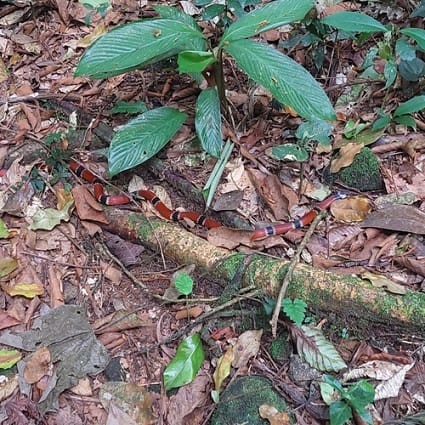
[102,209,425,331]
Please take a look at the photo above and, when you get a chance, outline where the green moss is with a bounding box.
[269,332,291,362]
[324,147,383,190]
[211,376,288,425]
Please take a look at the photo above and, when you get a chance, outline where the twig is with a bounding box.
[137,287,261,354]
[270,210,327,337]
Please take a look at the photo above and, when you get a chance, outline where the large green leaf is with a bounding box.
[75,19,206,79]
[322,11,387,33]
[153,5,201,31]
[224,39,335,120]
[394,95,425,117]
[108,107,187,176]
[400,28,425,51]
[220,0,312,44]
[163,333,205,391]
[195,87,223,157]
[178,50,216,73]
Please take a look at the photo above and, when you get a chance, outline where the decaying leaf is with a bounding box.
[330,143,363,173]
[330,196,372,222]
[1,281,44,298]
[259,404,291,425]
[360,205,425,235]
[232,329,263,369]
[23,347,51,384]
[212,345,234,400]
[362,271,407,295]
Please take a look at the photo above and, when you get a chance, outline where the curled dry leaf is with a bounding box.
[361,271,407,295]
[330,196,372,223]
[232,329,263,369]
[259,404,291,425]
[330,143,363,173]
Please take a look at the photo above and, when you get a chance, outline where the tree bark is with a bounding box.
[102,208,425,332]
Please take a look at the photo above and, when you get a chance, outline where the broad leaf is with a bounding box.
[400,28,425,51]
[195,87,223,157]
[271,144,309,162]
[295,326,347,372]
[399,57,425,82]
[393,114,417,129]
[154,5,201,30]
[394,95,425,117]
[384,60,397,89]
[178,50,216,73]
[224,39,335,120]
[174,272,194,296]
[108,107,187,176]
[395,38,416,61]
[322,11,387,33]
[0,349,22,369]
[75,19,206,79]
[281,298,306,326]
[329,400,352,425]
[163,333,205,391]
[220,0,312,44]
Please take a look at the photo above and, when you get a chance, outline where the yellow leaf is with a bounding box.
[330,143,363,173]
[77,23,107,48]
[0,257,18,278]
[0,349,22,369]
[2,282,44,298]
[213,346,234,393]
[330,196,372,222]
[362,272,407,295]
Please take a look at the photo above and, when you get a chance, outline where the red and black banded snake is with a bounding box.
[1,161,346,242]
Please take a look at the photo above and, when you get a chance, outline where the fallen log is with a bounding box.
[102,208,425,331]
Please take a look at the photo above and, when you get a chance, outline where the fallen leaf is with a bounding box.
[0,257,18,278]
[212,346,234,400]
[259,404,291,425]
[362,271,407,295]
[330,143,363,173]
[232,329,263,369]
[360,205,425,235]
[24,347,51,384]
[0,312,21,330]
[331,196,372,222]
[1,281,44,298]
[0,349,22,369]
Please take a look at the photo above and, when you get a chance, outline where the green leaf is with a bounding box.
[323,375,346,394]
[29,200,74,231]
[329,400,352,425]
[108,107,186,176]
[75,19,206,79]
[195,87,223,157]
[174,272,194,296]
[372,115,391,131]
[203,139,234,208]
[395,38,416,61]
[110,100,148,115]
[178,50,216,73]
[163,333,205,391]
[400,28,425,51]
[220,0,313,44]
[296,119,333,145]
[345,380,375,410]
[0,349,22,369]
[281,298,306,326]
[393,114,417,129]
[0,257,18,279]
[322,12,387,33]
[394,95,425,117]
[399,57,425,82]
[0,219,9,239]
[224,39,335,120]
[297,326,347,372]
[384,60,397,89]
[153,5,201,30]
[271,144,309,162]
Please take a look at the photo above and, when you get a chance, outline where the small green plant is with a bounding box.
[320,375,375,425]
[174,271,194,296]
[75,0,335,177]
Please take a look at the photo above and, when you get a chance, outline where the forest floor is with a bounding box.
[0,0,424,424]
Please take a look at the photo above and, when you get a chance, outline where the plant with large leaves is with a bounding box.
[75,0,335,177]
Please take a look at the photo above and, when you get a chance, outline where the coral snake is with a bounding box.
[1,161,346,242]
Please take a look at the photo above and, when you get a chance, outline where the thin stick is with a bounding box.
[270,210,327,337]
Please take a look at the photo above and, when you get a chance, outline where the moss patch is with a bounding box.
[324,147,383,191]
[211,376,287,425]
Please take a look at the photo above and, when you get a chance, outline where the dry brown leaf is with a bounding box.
[71,377,93,396]
[175,306,203,320]
[330,143,363,173]
[259,404,291,425]
[232,329,263,369]
[100,260,122,284]
[331,196,372,222]
[0,311,21,330]
[23,347,51,384]
[72,185,109,224]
